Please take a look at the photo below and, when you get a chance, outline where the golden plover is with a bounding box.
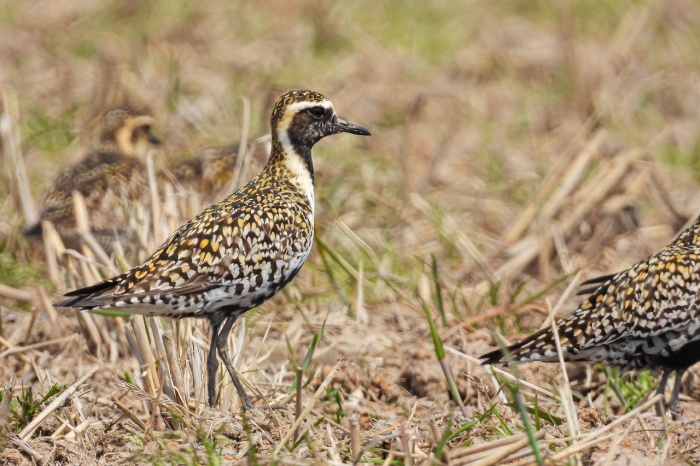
[170,136,270,199]
[26,106,161,248]
[481,214,700,414]
[55,90,371,409]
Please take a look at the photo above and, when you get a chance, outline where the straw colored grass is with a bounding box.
[3,0,700,464]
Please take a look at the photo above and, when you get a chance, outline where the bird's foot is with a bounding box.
[669,400,683,420]
[241,395,254,412]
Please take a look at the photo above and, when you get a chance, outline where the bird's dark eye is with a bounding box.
[307,106,325,119]
[142,124,152,132]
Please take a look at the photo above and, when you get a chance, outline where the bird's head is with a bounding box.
[270,90,371,151]
[100,106,161,157]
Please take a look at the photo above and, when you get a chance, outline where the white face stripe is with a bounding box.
[274,100,332,216]
[286,99,334,114]
[275,100,335,141]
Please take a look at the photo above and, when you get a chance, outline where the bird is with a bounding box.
[169,136,270,200]
[55,90,371,410]
[26,106,161,251]
[481,213,700,415]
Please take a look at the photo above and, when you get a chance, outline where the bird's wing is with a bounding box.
[576,273,617,296]
[482,248,700,363]
[56,186,302,311]
[40,152,143,230]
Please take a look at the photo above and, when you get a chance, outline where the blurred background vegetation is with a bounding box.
[3,0,700,287]
[3,0,700,463]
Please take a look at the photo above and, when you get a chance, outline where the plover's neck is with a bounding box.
[266,137,315,210]
[99,140,135,158]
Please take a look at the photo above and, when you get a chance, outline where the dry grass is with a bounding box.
[3,0,700,464]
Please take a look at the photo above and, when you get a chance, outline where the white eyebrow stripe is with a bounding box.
[275,99,335,144]
[284,100,333,115]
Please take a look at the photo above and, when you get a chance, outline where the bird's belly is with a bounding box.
[197,245,312,316]
[573,327,700,370]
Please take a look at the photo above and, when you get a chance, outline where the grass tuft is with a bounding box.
[0,383,63,434]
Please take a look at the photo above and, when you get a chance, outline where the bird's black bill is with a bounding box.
[148,134,162,145]
[25,223,42,236]
[334,118,371,136]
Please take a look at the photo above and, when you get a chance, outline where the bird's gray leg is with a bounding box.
[668,368,686,417]
[207,317,222,407]
[215,315,253,410]
[654,369,671,417]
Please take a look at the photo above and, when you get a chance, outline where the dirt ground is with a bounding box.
[3,0,700,464]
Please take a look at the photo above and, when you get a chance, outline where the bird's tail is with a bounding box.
[54,277,122,309]
[479,327,560,365]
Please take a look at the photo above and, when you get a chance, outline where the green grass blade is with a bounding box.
[430,254,447,326]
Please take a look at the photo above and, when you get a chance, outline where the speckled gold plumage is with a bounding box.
[481,214,700,414]
[26,106,160,246]
[56,90,371,409]
[170,136,270,199]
